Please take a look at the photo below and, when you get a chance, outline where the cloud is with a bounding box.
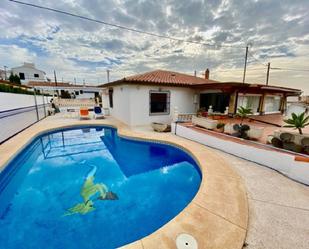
[0,0,309,93]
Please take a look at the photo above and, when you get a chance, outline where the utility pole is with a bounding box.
[106,69,110,83]
[54,70,59,97]
[266,62,270,86]
[54,70,58,86]
[4,65,7,80]
[242,45,249,83]
[74,77,76,85]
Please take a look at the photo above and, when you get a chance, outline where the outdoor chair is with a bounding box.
[94,106,105,119]
[79,108,90,120]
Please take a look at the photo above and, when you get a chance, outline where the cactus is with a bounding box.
[303,147,309,155]
[242,124,250,131]
[233,124,250,139]
[279,132,294,143]
[271,137,283,148]
[283,142,302,153]
[301,137,309,147]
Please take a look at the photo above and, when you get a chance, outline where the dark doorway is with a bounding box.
[200,93,230,113]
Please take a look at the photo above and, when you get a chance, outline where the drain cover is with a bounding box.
[176,233,198,249]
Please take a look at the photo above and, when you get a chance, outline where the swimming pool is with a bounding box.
[0,126,202,249]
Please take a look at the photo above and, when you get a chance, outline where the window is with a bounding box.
[237,94,261,114]
[19,72,25,80]
[149,91,170,115]
[264,95,281,113]
[34,73,39,78]
[108,89,113,108]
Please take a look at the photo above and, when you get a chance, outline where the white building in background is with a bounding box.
[11,62,46,84]
[28,81,102,100]
[286,96,309,118]
[0,69,7,80]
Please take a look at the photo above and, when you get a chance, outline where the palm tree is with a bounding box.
[283,112,309,135]
[237,106,253,125]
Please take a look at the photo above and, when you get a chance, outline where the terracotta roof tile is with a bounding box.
[103,70,218,86]
[28,81,96,88]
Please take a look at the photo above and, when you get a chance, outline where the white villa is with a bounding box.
[100,69,301,126]
[11,62,46,84]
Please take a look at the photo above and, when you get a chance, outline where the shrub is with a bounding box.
[283,112,309,135]
[216,123,225,129]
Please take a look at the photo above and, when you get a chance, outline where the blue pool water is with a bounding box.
[0,126,201,249]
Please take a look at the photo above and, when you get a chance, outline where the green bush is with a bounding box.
[0,84,50,96]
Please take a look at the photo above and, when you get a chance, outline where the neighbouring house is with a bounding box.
[286,95,309,117]
[28,81,102,100]
[11,63,46,84]
[100,69,302,126]
[0,69,7,80]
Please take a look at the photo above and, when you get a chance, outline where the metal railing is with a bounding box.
[0,94,51,144]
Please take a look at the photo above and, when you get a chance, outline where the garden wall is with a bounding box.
[0,92,52,143]
[172,123,309,185]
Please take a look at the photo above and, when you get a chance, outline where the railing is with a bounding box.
[0,92,52,144]
[54,98,95,108]
[176,113,195,122]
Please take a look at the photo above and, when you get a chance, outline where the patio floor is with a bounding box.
[219,152,309,249]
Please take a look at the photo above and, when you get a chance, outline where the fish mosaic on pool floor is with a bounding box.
[64,166,118,216]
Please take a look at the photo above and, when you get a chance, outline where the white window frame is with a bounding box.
[264,94,282,114]
[237,93,262,115]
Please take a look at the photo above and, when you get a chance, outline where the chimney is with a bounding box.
[205,68,210,79]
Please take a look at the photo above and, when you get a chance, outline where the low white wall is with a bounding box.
[0,92,52,143]
[0,92,51,111]
[172,123,309,185]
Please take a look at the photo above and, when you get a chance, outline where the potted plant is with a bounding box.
[236,106,253,125]
[230,107,253,139]
[216,123,225,133]
[283,112,309,135]
[196,107,206,117]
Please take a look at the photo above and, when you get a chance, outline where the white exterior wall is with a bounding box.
[0,92,52,143]
[11,64,45,83]
[0,92,51,111]
[109,85,131,124]
[108,84,196,126]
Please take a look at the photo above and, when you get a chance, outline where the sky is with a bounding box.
[0,0,309,93]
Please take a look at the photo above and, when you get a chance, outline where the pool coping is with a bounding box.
[0,116,249,249]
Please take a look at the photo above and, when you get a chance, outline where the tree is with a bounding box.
[283,112,309,135]
[9,73,21,84]
[236,106,253,125]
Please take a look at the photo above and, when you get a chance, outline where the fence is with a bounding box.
[0,92,52,144]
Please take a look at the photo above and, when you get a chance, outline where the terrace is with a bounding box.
[0,112,308,248]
